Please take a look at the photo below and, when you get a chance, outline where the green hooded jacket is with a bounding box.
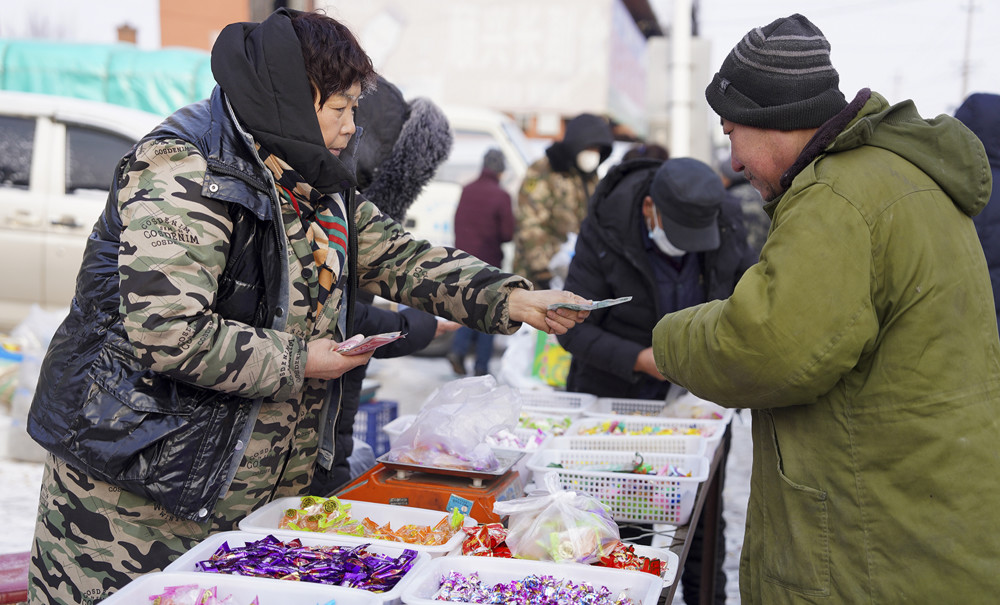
[653,91,1000,603]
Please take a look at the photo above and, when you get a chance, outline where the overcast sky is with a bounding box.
[2,0,996,121]
[663,0,1000,118]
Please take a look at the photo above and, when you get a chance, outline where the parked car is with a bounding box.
[0,91,163,330]
[0,94,536,333]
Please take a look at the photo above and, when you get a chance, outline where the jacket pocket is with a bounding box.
[63,345,209,483]
[760,412,832,598]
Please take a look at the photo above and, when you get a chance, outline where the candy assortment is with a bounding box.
[460,524,667,580]
[518,413,573,436]
[148,584,260,605]
[575,418,716,437]
[431,570,637,604]
[279,496,464,546]
[193,534,417,592]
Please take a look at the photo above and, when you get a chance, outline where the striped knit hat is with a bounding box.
[705,14,847,130]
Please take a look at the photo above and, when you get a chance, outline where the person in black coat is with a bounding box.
[557,156,755,605]
[558,157,755,399]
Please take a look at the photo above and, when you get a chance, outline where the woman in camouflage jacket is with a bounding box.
[24,9,588,604]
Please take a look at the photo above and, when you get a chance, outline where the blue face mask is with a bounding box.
[648,211,686,257]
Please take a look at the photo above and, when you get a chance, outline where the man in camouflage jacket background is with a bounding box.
[513,113,613,288]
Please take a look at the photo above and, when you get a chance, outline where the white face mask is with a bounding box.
[576,150,601,174]
[648,211,686,257]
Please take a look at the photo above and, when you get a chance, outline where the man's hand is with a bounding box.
[634,347,665,380]
[304,338,375,380]
[508,288,591,335]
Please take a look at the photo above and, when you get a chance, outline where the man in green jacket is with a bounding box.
[653,13,1000,603]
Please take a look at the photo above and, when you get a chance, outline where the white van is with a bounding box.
[0,91,164,330]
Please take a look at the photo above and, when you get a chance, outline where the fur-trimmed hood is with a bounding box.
[355,76,453,220]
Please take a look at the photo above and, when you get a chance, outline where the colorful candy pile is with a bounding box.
[279,496,464,546]
[194,534,417,592]
[460,524,666,579]
[149,584,257,605]
[487,428,547,450]
[519,414,573,436]
[432,571,636,604]
[596,542,664,577]
[576,419,715,437]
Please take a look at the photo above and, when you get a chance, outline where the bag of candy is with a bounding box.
[492,473,620,564]
[385,375,521,471]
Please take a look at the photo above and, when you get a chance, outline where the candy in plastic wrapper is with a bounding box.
[193,534,417,593]
[430,571,636,604]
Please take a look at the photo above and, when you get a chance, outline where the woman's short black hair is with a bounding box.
[290,11,377,107]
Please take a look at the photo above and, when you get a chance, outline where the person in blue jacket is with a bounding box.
[955,92,1000,331]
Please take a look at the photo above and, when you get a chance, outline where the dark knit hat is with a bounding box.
[705,14,847,130]
[483,148,506,174]
[650,158,725,252]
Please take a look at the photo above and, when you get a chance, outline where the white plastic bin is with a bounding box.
[527,449,709,525]
[239,498,476,558]
[400,555,663,605]
[568,415,727,458]
[587,396,734,426]
[545,433,707,457]
[164,531,428,605]
[101,570,382,604]
[515,388,597,417]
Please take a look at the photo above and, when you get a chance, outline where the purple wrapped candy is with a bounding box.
[193,535,416,592]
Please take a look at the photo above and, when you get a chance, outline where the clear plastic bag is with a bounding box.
[492,473,620,563]
[385,375,521,471]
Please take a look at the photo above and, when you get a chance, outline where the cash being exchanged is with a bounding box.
[547,296,632,312]
[335,331,406,355]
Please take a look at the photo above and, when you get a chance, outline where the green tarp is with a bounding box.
[0,39,216,117]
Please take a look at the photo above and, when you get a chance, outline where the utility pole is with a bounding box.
[670,0,693,157]
[960,1,976,100]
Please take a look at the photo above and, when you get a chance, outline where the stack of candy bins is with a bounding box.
[586,395,735,426]
[100,571,382,605]
[526,449,710,525]
[399,555,663,605]
[567,415,727,458]
[239,497,476,558]
[515,389,597,418]
[164,531,429,605]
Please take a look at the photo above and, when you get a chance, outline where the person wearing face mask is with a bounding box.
[557,156,754,605]
[513,113,614,288]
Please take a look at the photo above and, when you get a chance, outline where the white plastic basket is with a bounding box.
[587,396,734,425]
[399,555,663,605]
[568,415,727,458]
[545,433,707,457]
[515,388,597,417]
[101,570,382,604]
[526,449,709,525]
[165,531,429,605]
[239,498,476,558]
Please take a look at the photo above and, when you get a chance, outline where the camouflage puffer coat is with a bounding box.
[27,87,528,522]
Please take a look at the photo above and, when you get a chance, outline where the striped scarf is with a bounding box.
[264,153,348,316]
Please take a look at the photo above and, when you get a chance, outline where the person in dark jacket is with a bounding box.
[557,156,754,605]
[446,148,515,376]
[24,9,591,604]
[558,157,754,399]
[955,92,1000,331]
[311,75,460,496]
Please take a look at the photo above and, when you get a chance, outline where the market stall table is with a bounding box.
[618,425,730,605]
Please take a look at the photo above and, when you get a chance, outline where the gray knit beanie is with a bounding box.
[705,14,847,130]
[483,148,505,174]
